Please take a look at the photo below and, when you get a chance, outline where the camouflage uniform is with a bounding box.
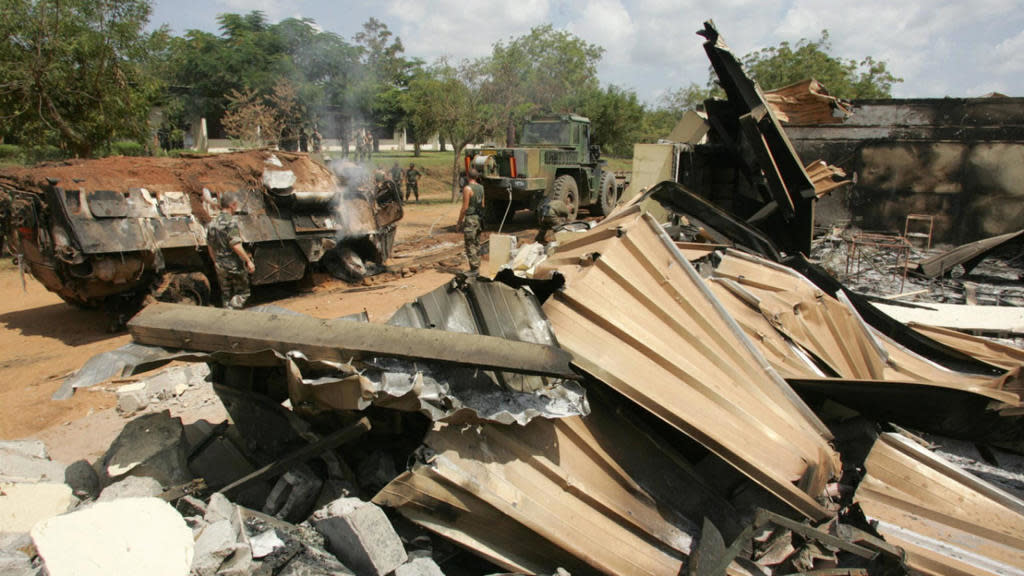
[390,162,403,184]
[534,198,570,243]
[206,212,250,309]
[463,182,484,271]
[405,165,421,202]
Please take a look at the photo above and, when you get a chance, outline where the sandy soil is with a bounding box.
[0,177,544,464]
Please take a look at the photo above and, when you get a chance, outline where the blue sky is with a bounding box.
[148,0,1024,104]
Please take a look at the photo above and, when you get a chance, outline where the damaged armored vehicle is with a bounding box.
[0,150,402,318]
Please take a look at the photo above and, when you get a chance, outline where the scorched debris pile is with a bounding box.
[4,20,1024,576]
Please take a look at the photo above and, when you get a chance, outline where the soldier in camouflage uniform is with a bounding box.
[405,163,421,202]
[390,161,403,186]
[534,196,571,244]
[206,191,256,309]
[457,168,485,273]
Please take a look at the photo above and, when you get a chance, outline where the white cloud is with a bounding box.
[565,0,636,66]
[385,0,551,64]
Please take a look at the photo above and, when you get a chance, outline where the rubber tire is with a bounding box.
[594,171,617,216]
[484,197,511,230]
[550,175,579,221]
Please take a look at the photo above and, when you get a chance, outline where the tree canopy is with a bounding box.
[0,6,904,161]
[0,0,167,157]
[741,31,901,99]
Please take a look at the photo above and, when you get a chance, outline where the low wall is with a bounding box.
[787,97,1024,244]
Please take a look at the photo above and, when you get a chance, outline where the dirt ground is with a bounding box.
[0,177,545,464]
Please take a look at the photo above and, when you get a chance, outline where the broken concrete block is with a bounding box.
[97,475,163,502]
[191,519,239,576]
[101,410,191,487]
[205,492,235,524]
[187,436,255,491]
[116,382,149,414]
[177,494,208,518]
[31,497,193,576]
[395,556,446,576]
[0,482,74,533]
[0,448,66,484]
[216,543,254,576]
[64,459,99,499]
[0,440,48,460]
[312,497,407,576]
[250,528,286,559]
[183,419,217,448]
[263,463,323,523]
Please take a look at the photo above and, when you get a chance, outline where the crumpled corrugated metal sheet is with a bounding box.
[96,295,588,425]
[913,229,1024,278]
[374,391,757,576]
[710,249,1022,409]
[855,432,1024,575]
[534,207,840,521]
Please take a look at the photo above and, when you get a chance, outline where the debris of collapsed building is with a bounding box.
[5,19,1024,576]
[11,195,1024,575]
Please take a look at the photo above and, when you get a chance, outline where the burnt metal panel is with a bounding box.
[536,207,838,521]
[855,432,1024,575]
[375,392,752,576]
[388,277,563,393]
[699,21,817,255]
[86,189,129,218]
[251,242,307,285]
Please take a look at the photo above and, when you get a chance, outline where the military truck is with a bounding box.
[464,115,624,227]
[0,151,402,322]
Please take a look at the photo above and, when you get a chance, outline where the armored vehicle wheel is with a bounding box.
[594,171,617,216]
[550,174,579,221]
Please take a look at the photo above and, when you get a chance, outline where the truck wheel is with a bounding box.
[551,175,579,221]
[484,197,511,229]
[594,171,617,216]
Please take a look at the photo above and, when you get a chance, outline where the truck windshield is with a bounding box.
[521,122,570,145]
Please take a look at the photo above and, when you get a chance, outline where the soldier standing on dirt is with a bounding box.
[206,191,256,309]
[457,168,485,273]
[405,163,421,202]
[534,196,571,244]
[390,161,403,186]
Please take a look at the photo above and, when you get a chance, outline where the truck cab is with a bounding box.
[465,115,619,228]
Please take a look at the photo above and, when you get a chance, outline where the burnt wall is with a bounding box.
[787,98,1024,244]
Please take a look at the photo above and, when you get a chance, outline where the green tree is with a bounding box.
[351,18,419,146]
[0,0,167,157]
[405,59,495,200]
[483,25,604,145]
[741,31,901,98]
[574,85,644,157]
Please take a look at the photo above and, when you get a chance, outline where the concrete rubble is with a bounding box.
[4,19,1024,576]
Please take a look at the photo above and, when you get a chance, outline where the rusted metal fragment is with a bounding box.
[536,207,839,521]
[128,302,577,379]
[712,249,1021,409]
[908,323,1024,373]
[855,432,1024,576]
[763,79,853,126]
[787,255,1005,376]
[913,229,1024,278]
[375,393,753,576]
